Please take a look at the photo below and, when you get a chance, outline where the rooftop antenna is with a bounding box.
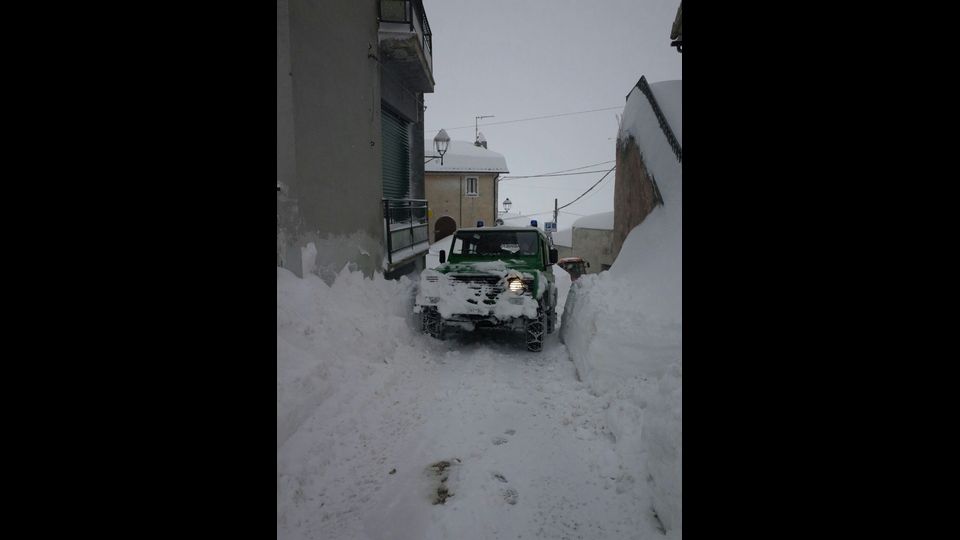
[475,115,494,143]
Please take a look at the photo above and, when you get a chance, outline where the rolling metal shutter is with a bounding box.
[381,106,410,199]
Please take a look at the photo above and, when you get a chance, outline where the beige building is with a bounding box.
[424,139,509,243]
[571,212,616,273]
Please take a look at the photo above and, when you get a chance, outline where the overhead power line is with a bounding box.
[502,165,617,219]
[500,169,613,180]
[557,166,616,211]
[427,106,622,132]
[541,160,615,174]
[500,160,615,180]
[508,210,557,221]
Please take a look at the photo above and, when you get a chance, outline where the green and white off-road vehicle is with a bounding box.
[414,225,559,352]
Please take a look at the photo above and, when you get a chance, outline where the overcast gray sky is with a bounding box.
[422,0,682,231]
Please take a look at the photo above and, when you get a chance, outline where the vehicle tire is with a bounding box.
[525,311,545,352]
[422,308,445,340]
[547,292,558,334]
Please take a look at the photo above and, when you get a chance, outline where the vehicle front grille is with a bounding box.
[449,275,503,304]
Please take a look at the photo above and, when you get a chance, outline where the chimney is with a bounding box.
[476,132,487,149]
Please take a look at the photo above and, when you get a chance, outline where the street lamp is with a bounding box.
[502,197,512,214]
[434,129,450,165]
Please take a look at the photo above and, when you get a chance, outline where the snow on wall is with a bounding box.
[300,242,318,277]
[277,266,416,450]
[609,203,681,322]
[425,140,509,173]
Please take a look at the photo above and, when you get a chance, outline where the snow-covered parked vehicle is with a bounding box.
[415,225,559,352]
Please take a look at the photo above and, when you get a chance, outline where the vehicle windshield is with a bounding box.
[451,231,540,257]
[561,261,586,274]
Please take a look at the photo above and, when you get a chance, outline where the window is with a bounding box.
[465,176,479,196]
[452,231,540,256]
[381,105,411,199]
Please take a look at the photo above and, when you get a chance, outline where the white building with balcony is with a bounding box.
[277,0,436,280]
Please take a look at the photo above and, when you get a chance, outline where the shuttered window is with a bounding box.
[381,106,410,199]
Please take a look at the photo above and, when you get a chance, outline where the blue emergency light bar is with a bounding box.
[530,220,538,227]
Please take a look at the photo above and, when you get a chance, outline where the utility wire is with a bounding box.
[427,106,622,132]
[572,175,614,206]
[557,165,616,211]
[502,165,617,219]
[539,160,615,175]
[508,210,557,220]
[515,184,587,191]
[500,169,614,180]
[500,159,615,180]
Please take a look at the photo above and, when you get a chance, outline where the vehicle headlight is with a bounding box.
[507,278,525,294]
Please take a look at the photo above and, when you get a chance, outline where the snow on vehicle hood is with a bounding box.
[415,267,541,321]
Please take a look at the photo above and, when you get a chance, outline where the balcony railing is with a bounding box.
[378,0,432,65]
[383,198,430,266]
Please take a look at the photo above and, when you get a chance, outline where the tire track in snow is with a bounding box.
[279,329,660,540]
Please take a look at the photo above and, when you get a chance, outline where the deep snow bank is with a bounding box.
[561,218,682,536]
[277,265,415,450]
[560,78,682,536]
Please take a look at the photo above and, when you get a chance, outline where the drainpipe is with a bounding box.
[493,174,498,225]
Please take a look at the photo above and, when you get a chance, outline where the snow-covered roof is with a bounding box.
[425,140,509,174]
[573,211,614,231]
[621,79,682,148]
[552,227,573,247]
[649,81,682,145]
[619,78,682,209]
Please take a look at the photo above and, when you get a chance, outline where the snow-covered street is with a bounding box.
[278,308,661,540]
[278,75,681,539]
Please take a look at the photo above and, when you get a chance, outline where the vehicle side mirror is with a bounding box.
[549,248,558,265]
[439,250,446,264]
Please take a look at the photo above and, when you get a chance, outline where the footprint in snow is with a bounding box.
[502,488,518,505]
[491,472,508,483]
[504,429,516,436]
[492,436,509,445]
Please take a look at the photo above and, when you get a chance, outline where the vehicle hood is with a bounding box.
[427,259,548,300]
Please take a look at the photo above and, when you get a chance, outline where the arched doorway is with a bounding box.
[434,216,457,243]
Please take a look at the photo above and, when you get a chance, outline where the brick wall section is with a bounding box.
[612,135,659,260]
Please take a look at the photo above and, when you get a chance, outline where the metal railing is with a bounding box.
[383,198,430,265]
[378,0,432,61]
[633,76,682,163]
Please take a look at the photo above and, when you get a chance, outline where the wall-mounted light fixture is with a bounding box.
[434,129,450,165]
